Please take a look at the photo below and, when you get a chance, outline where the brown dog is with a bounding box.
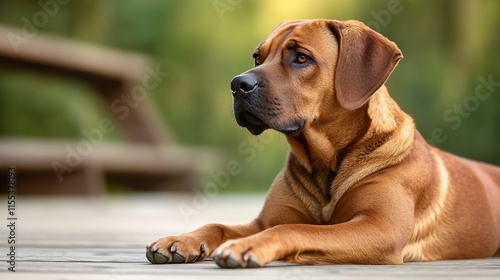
[146,19,500,267]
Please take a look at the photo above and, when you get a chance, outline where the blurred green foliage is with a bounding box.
[0,0,499,192]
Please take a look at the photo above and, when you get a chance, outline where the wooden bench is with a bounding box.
[0,25,212,195]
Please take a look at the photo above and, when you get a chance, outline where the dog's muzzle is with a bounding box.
[231,73,304,136]
[231,73,270,135]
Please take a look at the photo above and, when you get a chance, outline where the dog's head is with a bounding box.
[231,19,402,136]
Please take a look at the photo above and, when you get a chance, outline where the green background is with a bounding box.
[1,0,499,193]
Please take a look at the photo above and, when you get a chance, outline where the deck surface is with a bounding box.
[1,194,499,279]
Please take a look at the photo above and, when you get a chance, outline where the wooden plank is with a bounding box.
[0,139,200,174]
[0,195,499,279]
[0,139,222,193]
[0,25,150,81]
[2,254,500,279]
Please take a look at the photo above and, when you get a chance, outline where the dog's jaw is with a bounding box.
[275,119,305,137]
[236,111,305,137]
[233,98,305,136]
[236,110,269,136]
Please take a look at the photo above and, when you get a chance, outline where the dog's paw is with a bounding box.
[146,235,207,264]
[212,239,267,268]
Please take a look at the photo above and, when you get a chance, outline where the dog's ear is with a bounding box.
[327,20,403,110]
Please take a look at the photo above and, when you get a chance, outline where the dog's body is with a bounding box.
[147,19,500,267]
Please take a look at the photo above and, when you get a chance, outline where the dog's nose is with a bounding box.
[231,74,258,99]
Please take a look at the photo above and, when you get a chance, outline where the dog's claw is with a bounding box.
[215,253,255,269]
[166,244,185,263]
[187,254,198,263]
[214,254,260,269]
[243,252,261,268]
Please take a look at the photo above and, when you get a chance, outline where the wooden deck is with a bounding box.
[1,194,499,279]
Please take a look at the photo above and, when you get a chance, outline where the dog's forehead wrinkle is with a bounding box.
[260,22,305,62]
[285,39,298,49]
[259,21,324,65]
[253,43,263,57]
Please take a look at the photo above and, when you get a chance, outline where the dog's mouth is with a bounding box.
[236,110,304,137]
[236,111,270,135]
[276,120,304,137]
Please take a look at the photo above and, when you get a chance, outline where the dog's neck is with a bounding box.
[286,86,415,174]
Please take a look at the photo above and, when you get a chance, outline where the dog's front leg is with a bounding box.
[213,217,411,268]
[146,221,262,264]
[213,185,415,268]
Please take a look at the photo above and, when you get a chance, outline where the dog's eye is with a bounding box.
[253,53,261,66]
[295,53,310,64]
